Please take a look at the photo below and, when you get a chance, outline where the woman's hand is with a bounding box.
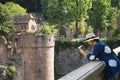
[78,45,88,56]
[79,49,88,56]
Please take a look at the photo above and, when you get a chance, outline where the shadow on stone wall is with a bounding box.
[55,48,88,75]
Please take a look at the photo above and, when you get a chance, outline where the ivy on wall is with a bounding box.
[102,37,120,49]
[55,38,88,53]
[55,37,120,53]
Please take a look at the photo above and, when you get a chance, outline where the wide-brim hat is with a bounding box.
[84,33,99,42]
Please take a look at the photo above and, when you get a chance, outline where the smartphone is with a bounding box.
[78,45,83,49]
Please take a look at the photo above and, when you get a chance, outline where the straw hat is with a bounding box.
[84,33,99,42]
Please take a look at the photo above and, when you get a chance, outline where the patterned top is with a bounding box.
[87,42,120,78]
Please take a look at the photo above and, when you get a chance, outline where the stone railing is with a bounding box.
[58,61,105,80]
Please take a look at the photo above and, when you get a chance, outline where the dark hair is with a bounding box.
[93,39,100,42]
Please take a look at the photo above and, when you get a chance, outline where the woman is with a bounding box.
[78,33,120,80]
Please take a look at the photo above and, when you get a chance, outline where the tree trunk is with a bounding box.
[74,21,79,38]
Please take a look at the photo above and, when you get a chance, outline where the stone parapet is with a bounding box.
[58,61,105,80]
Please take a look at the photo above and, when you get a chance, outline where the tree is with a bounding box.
[70,20,86,36]
[41,0,69,36]
[110,8,120,37]
[63,0,92,37]
[41,0,68,24]
[107,7,119,30]
[111,0,120,9]
[0,3,14,38]
[1,0,42,12]
[87,0,111,35]
[0,2,26,42]
[41,0,92,37]
[4,2,26,17]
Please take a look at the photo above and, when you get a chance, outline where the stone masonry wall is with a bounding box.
[55,48,88,75]
[0,36,8,64]
[13,33,55,80]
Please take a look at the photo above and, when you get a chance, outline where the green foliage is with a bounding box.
[26,30,35,33]
[87,0,111,32]
[41,0,92,37]
[0,2,26,42]
[0,3,14,37]
[64,0,92,21]
[86,25,93,33]
[79,19,86,34]
[41,0,66,35]
[55,38,86,53]
[4,2,26,17]
[39,22,58,34]
[105,7,120,37]
[55,74,64,80]
[107,7,119,29]
[6,65,16,78]
[55,37,120,54]
[1,0,42,12]
[112,29,120,37]
[62,0,92,37]
[102,37,120,49]
[41,0,66,25]
[58,26,66,36]
[110,9,120,36]
[111,0,120,9]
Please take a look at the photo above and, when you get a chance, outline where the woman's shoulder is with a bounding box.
[95,42,107,48]
[96,41,106,45]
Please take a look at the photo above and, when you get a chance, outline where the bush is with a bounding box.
[39,22,58,34]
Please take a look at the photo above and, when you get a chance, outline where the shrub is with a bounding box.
[39,22,58,34]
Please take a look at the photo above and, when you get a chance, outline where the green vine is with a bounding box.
[55,38,87,53]
[55,37,120,53]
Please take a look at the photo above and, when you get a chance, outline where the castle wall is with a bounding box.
[13,33,55,80]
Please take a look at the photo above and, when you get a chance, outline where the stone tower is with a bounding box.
[13,33,55,80]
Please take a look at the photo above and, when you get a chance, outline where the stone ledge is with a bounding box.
[58,61,105,80]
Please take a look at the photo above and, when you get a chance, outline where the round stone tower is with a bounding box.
[13,33,55,80]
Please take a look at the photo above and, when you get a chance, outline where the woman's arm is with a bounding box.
[79,49,88,56]
[78,45,88,56]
